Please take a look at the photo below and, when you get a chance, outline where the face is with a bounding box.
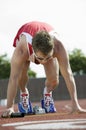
[34,50,53,64]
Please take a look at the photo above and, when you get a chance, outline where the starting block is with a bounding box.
[10,105,46,118]
[33,105,46,115]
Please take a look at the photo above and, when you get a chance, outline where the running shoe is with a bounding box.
[41,93,56,113]
[18,88,33,114]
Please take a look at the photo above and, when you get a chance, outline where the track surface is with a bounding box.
[0,99,86,130]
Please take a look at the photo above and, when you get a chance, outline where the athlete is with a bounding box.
[2,21,86,117]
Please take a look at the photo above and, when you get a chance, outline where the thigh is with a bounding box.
[44,58,59,81]
[10,43,29,78]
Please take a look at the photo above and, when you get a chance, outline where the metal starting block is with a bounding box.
[8,105,46,118]
[10,112,25,118]
[33,105,46,115]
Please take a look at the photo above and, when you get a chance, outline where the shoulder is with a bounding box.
[53,35,68,59]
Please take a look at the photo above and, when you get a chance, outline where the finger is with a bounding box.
[1,108,14,118]
[1,112,10,118]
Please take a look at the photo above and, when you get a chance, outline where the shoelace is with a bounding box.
[21,93,29,108]
[44,94,53,107]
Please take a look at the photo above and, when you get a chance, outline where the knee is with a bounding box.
[51,78,59,88]
[45,77,59,91]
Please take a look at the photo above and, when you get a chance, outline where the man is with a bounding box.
[2,21,86,117]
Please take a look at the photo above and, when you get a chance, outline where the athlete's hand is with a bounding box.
[1,107,14,118]
[65,105,86,114]
[71,107,86,114]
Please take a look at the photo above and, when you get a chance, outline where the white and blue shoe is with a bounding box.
[41,93,56,113]
[18,88,33,114]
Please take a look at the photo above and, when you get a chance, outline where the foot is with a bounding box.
[41,93,56,113]
[18,88,33,114]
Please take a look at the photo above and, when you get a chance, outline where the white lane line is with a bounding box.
[2,119,86,129]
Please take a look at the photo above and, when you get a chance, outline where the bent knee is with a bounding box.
[51,78,59,88]
[46,78,59,89]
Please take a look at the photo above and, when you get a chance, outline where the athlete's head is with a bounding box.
[32,30,54,55]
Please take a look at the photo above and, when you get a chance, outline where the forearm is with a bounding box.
[7,78,17,109]
[64,74,79,107]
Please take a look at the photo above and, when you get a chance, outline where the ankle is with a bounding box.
[21,88,29,95]
[44,87,52,95]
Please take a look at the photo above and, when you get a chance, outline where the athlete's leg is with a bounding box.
[41,58,59,112]
[7,38,29,109]
[18,60,30,92]
[17,60,33,114]
[44,57,59,93]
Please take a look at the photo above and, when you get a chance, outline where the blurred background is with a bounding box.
[0,0,86,77]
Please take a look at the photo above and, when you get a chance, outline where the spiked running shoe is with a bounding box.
[41,93,56,113]
[18,89,33,114]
